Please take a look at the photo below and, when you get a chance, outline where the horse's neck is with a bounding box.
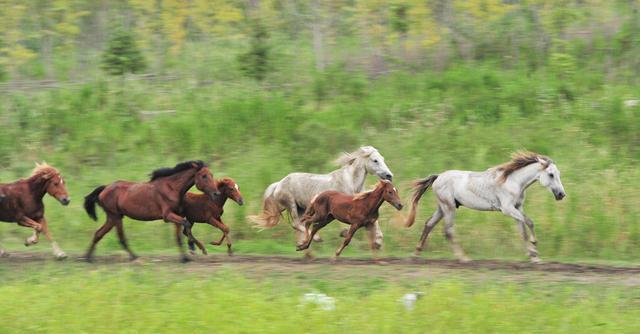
[356,187,385,214]
[165,170,197,196]
[213,194,228,207]
[506,163,541,192]
[334,162,367,193]
[27,176,48,200]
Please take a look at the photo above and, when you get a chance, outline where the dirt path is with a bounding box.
[3,252,640,275]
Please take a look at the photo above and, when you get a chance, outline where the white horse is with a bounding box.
[405,151,566,263]
[249,146,393,257]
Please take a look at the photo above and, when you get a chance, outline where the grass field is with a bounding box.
[1,256,640,334]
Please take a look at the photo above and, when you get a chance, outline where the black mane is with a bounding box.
[149,160,206,181]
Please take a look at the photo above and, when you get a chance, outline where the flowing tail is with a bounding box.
[84,185,106,221]
[405,175,438,227]
[248,182,284,228]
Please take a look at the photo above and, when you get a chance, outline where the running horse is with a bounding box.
[83,160,220,262]
[249,146,393,258]
[184,177,245,256]
[405,151,566,263]
[0,163,70,259]
[296,180,403,260]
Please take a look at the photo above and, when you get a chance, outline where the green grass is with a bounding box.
[0,263,639,333]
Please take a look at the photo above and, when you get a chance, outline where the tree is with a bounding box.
[238,20,271,81]
[101,28,146,76]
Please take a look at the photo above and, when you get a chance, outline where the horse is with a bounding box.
[296,180,403,261]
[83,160,220,262]
[249,146,394,258]
[405,151,567,263]
[0,162,70,259]
[183,177,245,256]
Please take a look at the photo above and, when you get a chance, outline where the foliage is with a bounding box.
[101,29,146,76]
[237,20,272,81]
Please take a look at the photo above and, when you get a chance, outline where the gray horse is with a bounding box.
[249,146,393,257]
[405,151,566,263]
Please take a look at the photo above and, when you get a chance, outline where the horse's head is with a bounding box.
[538,160,566,201]
[32,163,70,205]
[380,180,403,210]
[362,147,393,181]
[217,178,244,206]
[194,166,221,199]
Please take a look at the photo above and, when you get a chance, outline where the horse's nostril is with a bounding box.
[386,174,393,181]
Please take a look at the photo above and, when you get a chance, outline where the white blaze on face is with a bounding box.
[234,184,239,191]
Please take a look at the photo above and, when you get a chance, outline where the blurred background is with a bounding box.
[0,0,639,260]
[3,1,640,332]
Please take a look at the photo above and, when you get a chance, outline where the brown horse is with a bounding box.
[0,163,70,259]
[83,160,220,262]
[296,180,403,260]
[184,177,245,256]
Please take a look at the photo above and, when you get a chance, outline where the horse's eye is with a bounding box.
[202,175,207,179]
[373,159,379,163]
[549,173,554,178]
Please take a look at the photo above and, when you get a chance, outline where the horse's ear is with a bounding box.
[537,157,550,168]
[191,162,199,168]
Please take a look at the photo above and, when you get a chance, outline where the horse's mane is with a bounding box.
[494,151,552,183]
[353,180,389,200]
[217,177,236,188]
[30,162,59,180]
[150,160,206,181]
[335,146,377,167]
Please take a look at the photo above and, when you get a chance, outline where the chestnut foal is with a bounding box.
[296,180,403,260]
[0,163,70,259]
[184,177,244,256]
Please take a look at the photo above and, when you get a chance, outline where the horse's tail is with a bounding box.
[405,175,438,227]
[248,182,284,229]
[84,185,106,221]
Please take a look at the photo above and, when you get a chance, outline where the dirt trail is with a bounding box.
[2,252,640,275]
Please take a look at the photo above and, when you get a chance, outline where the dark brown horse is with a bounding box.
[83,160,220,262]
[296,180,403,260]
[184,177,244,256]
[0,163,70,259]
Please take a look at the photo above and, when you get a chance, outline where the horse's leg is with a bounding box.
[114,217,138,261]
[174,223,190,263]
[365,222,383,260]
[443,209,470,263]
[84,219,116,262]
[502,206,540,263]
[17,217,42,231]
[365,220,384,250]
[414,207,444,256]
[297,218,331,251]
[37,218,66,259]
[209,218,232,255]
[334,224,362,259]
[164,212,205,256]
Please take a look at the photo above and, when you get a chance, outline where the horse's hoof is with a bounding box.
[55,252,67,260]
[411,249,422,258]
[131,258,144,265]
[129,255,140,262]
[375,260,389,265]
[0,249,8,258]
[312,234,323,242]
[180,256,192,263]
[373,242,383,250]
[339,229,348,238]
[329,256,338,264]
[201,249,208,256]
[81,256,93,263]
[188,250,196,256]
[530,256,543,264]
[227,250,233,256]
